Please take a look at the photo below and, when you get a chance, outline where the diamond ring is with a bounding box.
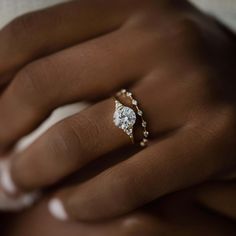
[113,89,149,147]
[113,99,136,143]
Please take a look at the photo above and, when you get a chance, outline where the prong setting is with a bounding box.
[113,100,136,142]
[116,89,150,147]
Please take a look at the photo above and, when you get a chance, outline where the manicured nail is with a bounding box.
[0,160,18,195]
[21,191,41,207]
[0,191,40,211]
[48,198,68,221]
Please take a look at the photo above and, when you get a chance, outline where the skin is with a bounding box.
[2,178,236,235]
[2,151,236,236]
[0,0,235,229]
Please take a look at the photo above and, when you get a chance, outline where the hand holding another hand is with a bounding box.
[0,0,235,224]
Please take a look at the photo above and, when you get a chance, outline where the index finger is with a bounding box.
[0,0,138,79]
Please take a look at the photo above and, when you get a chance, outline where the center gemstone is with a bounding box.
[113,100,136,136]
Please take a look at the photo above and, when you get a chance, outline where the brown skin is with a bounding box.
[2,149,236,236]
[2,180,236,236]
[3,150,236,235]
[0,0,235,227]
[3,150,235,236]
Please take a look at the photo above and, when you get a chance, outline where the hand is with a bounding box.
[0,0,235,221]
[3,181,236,236]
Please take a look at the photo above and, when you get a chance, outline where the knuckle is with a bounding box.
[14,60,55,106]
[15,65,44,102]
[7,12,39,47]
[106,167,145,212]
[47,121,82,166]
[47,114,102,167]
[189,105,236,170]
[68,114,102,155]
[16,65,41,94]
[175,16,204,45]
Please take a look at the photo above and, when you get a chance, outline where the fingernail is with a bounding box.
[0,191,40,211]
[21,191,41,207]
[48,198,68,221]
[0,160,18,195]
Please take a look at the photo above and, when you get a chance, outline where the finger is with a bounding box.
[0,69,205,193]
[2,98,131,193]
[8,195,236,236]
[1,70,192,192]
[0,0,136,78]
[0,160,40,211]
[49,123,226,221]
[0,26,152,152]
[195,181,236,220]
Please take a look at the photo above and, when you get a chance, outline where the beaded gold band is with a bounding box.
[113,89,149,147]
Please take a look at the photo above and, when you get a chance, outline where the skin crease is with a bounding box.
[1,185,236,236]
[1,148,236,236]
[0,0,235,234]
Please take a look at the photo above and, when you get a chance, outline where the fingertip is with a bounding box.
[21,191,41,207]
[0,191,40,211]
[48,198,68,221]
[0,160,18,195]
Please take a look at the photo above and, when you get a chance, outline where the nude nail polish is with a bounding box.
[0,191,40,211]
[0,159,40,210]
[0,160,18,195]
[48,198,68,221]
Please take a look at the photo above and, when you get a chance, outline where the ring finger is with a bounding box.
[2,73,186,193]
[0,26,155,153]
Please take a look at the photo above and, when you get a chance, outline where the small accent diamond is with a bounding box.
[140,141,145,147]
[142,121,147,127]
[144,131,149,137]
[137,110,143,116]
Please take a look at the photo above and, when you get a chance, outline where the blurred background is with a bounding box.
[0,0,236,31]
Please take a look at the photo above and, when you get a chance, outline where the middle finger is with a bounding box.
[0,27,154,152]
